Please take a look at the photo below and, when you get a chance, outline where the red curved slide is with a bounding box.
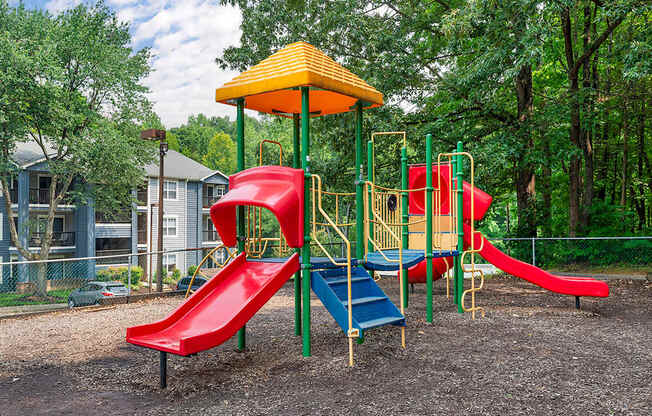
[210,166,304,248]
[464,225,609,297]
[126,253,299,355]
[406,225,608,297]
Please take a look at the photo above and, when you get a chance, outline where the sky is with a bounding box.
[18,0,244,127]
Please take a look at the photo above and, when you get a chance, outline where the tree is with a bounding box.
[218,0,651,238]
[0,2,156,296]
[203,131,236,173]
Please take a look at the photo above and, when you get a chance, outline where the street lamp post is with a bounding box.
[141,129,168,292]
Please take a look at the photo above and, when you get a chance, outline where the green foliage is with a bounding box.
[187,265,198,276]
[203,131,236,173]
[95,266,143,286]
[172,268,181,280]
[216,0,651,238]
[0,1,156,268]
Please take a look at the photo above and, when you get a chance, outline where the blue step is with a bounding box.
[311,266,405,336]
[364,249,425,271]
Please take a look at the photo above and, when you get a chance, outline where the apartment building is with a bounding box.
[0,142,227,288]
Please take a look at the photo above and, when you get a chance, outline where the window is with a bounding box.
[163,216,177,237]
[215,185,226,197]
[162,253,177,272]
[163,180,177,200]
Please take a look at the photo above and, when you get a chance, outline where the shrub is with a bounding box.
[95,268,113,282]
[187,265,197,276]
[94,266,142,286]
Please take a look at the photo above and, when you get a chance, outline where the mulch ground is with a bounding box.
[0,275,650,415]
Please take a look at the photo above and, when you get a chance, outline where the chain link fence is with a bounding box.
[0,247,232,309]
[1,236,649,310]
[483,236,652,274]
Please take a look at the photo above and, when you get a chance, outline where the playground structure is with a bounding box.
[126,42,609,388]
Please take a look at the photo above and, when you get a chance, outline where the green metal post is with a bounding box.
[425,134,433,322]
[301,87,311,356]
[455,141,464,313]
[401,146,409,308]
[236,98,246,350]
[292,113,301,336]
[367,140,373,253]
[354,102,364,261]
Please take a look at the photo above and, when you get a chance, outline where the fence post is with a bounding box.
[127,254,132,296]
[531,238,536,266]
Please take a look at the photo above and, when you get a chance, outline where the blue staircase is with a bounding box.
[311,266,405,337]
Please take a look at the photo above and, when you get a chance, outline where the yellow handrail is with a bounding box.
[437,152,485,319]
[185,244,236,298]
[310,175,356,366]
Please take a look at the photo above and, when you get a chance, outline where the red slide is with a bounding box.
[127,253,299,355]
[464,224,609,297]
[128,165,305,356]
[406,224,608,297]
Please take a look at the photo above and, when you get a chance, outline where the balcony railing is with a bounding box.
[29,188,50,204]
[203,229,219,241]
[203,195,222,208]
[28,232,76,247]
[137,229,147,244]
[136,188,147,205]
[95,210,131,223]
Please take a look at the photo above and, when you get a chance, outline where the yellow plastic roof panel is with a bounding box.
[215,42,384,117]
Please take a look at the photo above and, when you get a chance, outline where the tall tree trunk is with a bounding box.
[515,64,536,237]
[541,133,552,236]
[621,93,629,212]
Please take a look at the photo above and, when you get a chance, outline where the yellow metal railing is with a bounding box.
[185,244,236,298]
[437,152,484,319]
[310,175,357,366]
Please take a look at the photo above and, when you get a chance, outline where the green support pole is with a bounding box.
[401,146,409,308]
[425,134,433,322]
[236,98,246,350]
[354,102,364,261]
[367,140,373,254]
[301,87,311,356]
[292,113,301,336]
[455,141,464,313]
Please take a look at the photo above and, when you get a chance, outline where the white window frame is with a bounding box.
[215,185,226,197]
[162,215,178,238]
[162,180,178,200]
[162,253,177,273]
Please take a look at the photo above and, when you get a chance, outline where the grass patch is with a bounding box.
[0,289,73,308]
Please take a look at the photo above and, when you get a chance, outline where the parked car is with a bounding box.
[68,281,128,308]
[176,276,208,292]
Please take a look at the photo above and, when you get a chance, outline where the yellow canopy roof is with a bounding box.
[215,42,383,117]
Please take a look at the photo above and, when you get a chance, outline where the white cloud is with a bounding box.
[126,1,243,127]
[45,0,244,127]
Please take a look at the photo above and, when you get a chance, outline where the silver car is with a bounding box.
[68,281,128,308]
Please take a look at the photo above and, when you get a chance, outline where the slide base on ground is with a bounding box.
[126,253,299,356]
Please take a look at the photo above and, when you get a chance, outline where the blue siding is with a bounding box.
[186,181,201,267]
[75,195,95,277]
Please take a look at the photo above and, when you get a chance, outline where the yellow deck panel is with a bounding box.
[215,42,383,117]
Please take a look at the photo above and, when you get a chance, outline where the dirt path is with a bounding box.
[1,276,650,415]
